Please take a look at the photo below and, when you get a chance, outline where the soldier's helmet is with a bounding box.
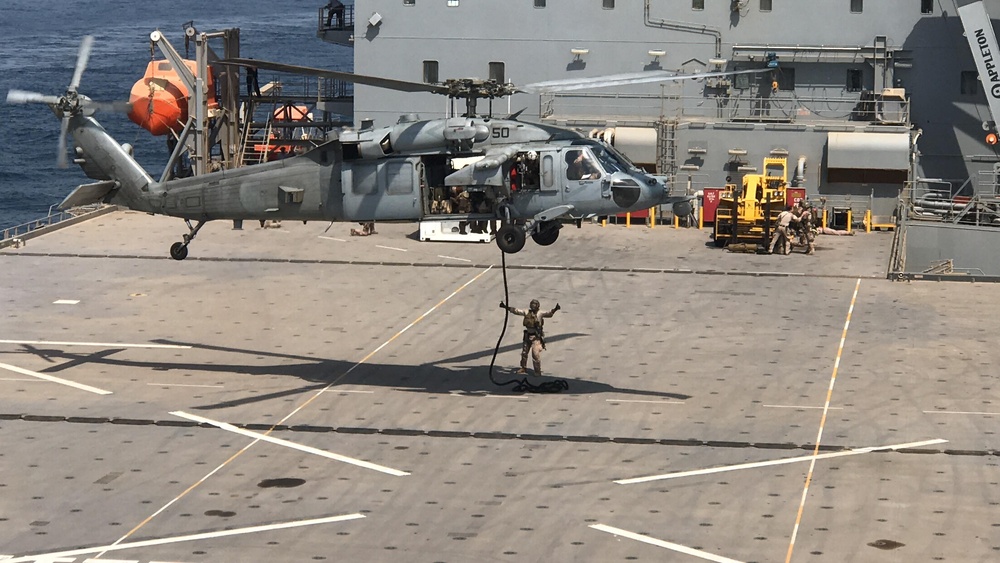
[801,200,812,209]
[529,299,540,311]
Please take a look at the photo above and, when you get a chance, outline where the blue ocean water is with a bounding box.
[0,0,351,229]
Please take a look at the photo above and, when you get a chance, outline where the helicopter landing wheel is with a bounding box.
[496,224,526,254]
[531,221,561,246]
[170,241,189,261]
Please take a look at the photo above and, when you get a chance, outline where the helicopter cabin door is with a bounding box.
[341,158,423,221]
[559,147,608,205]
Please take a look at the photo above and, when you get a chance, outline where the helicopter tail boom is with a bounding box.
[65,115,157,213]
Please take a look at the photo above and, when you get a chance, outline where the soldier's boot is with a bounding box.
[516,367,527,374]
[534,370,542,377]
[806,244,815,255]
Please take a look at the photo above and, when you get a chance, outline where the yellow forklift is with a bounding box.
[713,157,788,249]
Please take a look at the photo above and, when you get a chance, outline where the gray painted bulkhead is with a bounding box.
[349,0,1000,201]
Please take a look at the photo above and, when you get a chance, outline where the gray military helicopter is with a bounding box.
[8,37,765,260]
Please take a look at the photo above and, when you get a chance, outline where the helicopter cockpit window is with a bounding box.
[565,149,602,180]
[591,146,624,174]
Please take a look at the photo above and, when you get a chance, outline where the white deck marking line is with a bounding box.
[4,513,364,563]
[438,254,471,262]
[606,399,685,405]
[97,266,493,556]
[763,404,843,410]
[376,244,407,252]
[318,235,346,242]
[171,411,409,476]
[147,383,223,388]
[0,339,192,349]
[53,299,80,305]
[614,438,947,484]
[785,277,859,563]
[923,410,1000,416]
[590,524,744,563]
[0,362,112,395]
[321,388,375,394]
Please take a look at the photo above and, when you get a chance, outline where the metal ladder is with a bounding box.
[655,119,678,177]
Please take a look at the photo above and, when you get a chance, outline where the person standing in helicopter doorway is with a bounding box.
[500,299,561,376]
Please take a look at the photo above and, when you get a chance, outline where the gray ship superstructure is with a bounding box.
[320,0,1000,277]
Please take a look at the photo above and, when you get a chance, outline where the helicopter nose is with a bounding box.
[610,178,642,208]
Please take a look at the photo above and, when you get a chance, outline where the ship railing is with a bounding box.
[540,91,909,126]
[249,75,353,103]
[318,3,354,32]
[904,177,1000,226]
[0,204,109,248]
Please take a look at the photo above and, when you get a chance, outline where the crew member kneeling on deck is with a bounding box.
[501,299,560,376]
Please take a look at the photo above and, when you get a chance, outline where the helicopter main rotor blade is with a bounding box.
[57,115,71,168]
[82,99,133,113]
[221,58,453,95]
[521,68,772,94]
[6,89,61,105]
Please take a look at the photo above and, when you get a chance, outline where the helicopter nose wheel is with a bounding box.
[170,219,206,261]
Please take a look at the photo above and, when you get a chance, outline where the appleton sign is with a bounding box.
[959,0,1000,125]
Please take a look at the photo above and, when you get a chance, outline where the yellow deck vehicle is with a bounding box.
[713,157,788,248]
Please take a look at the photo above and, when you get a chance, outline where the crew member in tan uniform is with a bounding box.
[768,205,798,255]
[500,299,560,376]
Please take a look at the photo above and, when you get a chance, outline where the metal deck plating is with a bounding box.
[1,212,997,562]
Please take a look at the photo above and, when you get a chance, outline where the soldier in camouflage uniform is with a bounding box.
[500,299,561,376]
[794,200,816,255]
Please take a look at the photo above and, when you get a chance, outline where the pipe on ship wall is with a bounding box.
[644,0,722,58]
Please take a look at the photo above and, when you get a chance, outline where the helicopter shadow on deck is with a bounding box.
[10,336,691,412]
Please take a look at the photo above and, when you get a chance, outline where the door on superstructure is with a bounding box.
[341,158,423,221]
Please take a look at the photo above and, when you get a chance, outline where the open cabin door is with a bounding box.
[506,149,565,216]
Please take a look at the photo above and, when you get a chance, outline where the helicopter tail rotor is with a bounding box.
[5,35,131,168]
[68,34,94,93]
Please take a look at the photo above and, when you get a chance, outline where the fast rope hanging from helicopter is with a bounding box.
[487,250,569,393]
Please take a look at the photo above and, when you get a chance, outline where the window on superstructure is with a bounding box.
[489,62,505,83]
[760,0,771,11]
[403,0,415,5]
[423,61,439,84]
[693,0,705,10]
[603,0,615,8]
[447,0,459,6]
[847,69,863,92]
[534,0,546,7]
[920,0,932,14]
[961,71,979,96]
[850,0,862,13]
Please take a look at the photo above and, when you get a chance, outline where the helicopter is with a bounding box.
[7,36,769,260]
